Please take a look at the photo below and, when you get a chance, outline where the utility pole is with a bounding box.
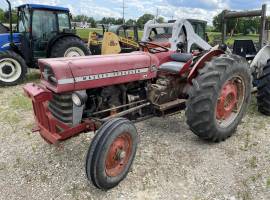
[155,8,159,22]
[122,0,127,24]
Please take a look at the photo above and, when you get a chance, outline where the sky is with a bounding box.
[1,0,270,25]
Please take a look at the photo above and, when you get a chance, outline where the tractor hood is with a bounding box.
[39,52,170,93]
[0,33,21,51]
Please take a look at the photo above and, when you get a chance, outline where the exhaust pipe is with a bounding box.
[5,0,13,44]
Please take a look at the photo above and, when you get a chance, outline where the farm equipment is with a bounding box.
[0,1,90,86]
[24,38,251,189]
[89,19,211,55]
[89,24,139,55]
[142,19,210,52]
[221,4,270,115]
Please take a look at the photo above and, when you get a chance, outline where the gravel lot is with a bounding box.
[0,72,270,200]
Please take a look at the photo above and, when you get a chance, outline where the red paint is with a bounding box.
[216,81,238,120]
[187,50,224,83]
[23,83,96,144]
[179,59,193,75]
[38,51,173,93]
[105,132,132,177]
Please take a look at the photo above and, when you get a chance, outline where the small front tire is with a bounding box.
[85,118,138,190]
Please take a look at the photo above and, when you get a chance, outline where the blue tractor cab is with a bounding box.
[0,1,90,86]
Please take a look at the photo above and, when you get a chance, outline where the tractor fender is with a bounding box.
[250,45,270,78]
[46,33,83,57]
[187,49,224,83]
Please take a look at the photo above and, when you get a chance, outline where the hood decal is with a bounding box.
[57,67,149,85]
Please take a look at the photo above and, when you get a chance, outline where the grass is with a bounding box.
[10,94,32,111]
[76,27,144,41]
[207,32,259,46]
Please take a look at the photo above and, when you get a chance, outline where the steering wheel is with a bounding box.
[138,41,169,54]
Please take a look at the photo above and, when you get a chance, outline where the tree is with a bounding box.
[157,17,164,23]
[126,19,136,26]
[87,17,96,28]
[137,14,154,29]
[213,11,261,36]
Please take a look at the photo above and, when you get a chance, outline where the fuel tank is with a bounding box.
[39,51,172,93]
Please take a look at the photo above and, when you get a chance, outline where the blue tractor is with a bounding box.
[0,0,90,86]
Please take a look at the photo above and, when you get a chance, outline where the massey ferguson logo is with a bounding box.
[74,68,149,83]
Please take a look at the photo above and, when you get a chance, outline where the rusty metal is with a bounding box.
[105,132,132,177]
[154,99,186,111]
[101,102,150,121]
[90,100,147,116]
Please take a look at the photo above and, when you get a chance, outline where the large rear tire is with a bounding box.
[257,63,270,115]
[50,36,90,58]
[85,118,138,190]
[0,51,27,86]
[186,54,251,142]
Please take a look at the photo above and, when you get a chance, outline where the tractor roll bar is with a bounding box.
[222,4,267,49]
[5,0,13,43]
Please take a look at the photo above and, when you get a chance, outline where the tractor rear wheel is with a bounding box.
[257,63,270,115]
[50,36,90,58]
[0,51,27,86]
[85,118,138,190]
[186,54,251,142]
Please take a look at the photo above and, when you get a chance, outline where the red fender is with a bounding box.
[187,49,224,83]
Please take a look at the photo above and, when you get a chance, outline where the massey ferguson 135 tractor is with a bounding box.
[24,41,251,189]
[0,1,90,86]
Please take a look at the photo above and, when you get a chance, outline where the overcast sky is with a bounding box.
[1,0,270,25]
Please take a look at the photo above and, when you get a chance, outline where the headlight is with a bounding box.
[43,65,56,85]
[72,91,87,107]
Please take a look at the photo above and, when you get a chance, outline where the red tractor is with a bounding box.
[23,42,251,190]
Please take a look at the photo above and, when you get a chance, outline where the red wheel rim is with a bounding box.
[216,76,245,128]
[216,81,238,120]
[105,132,132,177]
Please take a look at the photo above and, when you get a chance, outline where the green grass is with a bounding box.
[10,94,32,111]
[76,28,144,41]
[207,32,259,46]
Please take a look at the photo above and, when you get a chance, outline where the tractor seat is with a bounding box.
[170,53,193,62]
[159,53,192,74]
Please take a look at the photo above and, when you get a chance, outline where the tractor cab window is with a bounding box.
[32,10,57,40]
[58,13,71,32]
[191,23,205,40]
[18,8,30,33]
[149,27,172,42]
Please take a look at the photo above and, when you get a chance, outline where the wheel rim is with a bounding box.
[64,47,85,57]
[0,58,22,83]
[105,132,132,177]
[216,75,245,128]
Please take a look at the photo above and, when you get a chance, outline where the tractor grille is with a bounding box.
[48,93,73,125]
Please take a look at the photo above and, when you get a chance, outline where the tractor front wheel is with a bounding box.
[0,51,27,86]
[85,118,138,190]
[50,36,90,58]
[186,54,251,142]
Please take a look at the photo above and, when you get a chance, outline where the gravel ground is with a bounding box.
[0,75,270,200]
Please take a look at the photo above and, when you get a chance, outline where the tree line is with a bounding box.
[213,12,262,36]
[0,7,164,30]
[73,14,164,29]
